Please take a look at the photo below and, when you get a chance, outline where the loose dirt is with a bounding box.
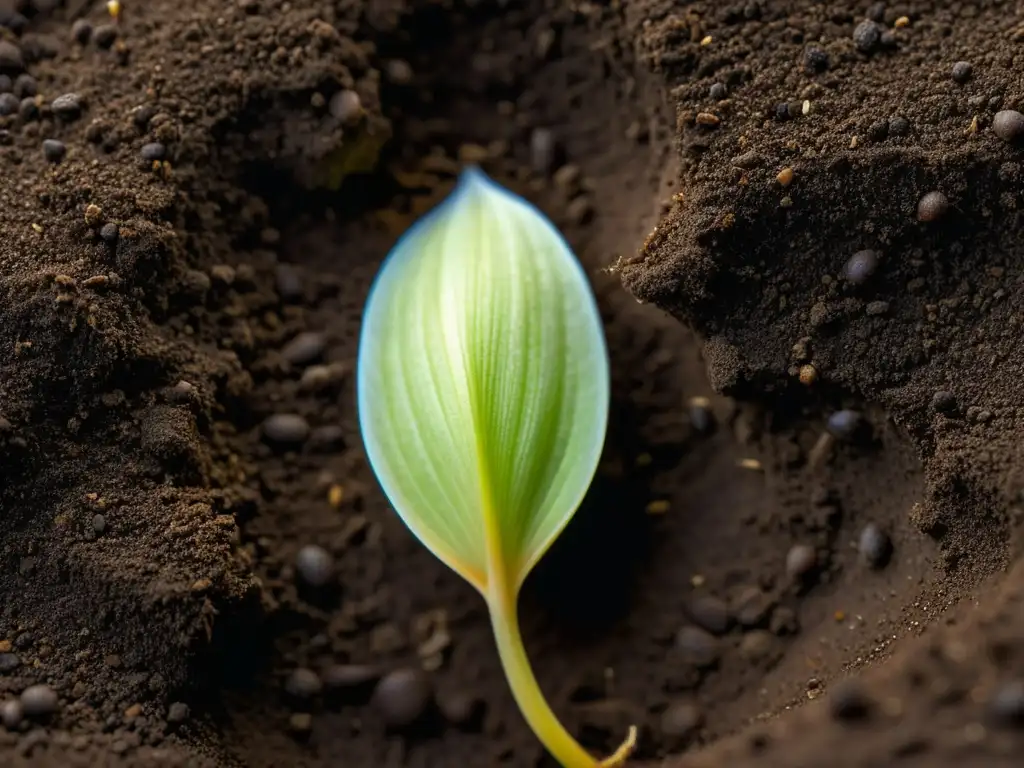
[0,2,1022,768]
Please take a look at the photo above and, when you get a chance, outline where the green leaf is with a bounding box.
[356,167,610,595]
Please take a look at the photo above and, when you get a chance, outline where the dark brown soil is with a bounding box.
[0,1,1022,768]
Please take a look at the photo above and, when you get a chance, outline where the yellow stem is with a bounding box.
[487,584,637,768]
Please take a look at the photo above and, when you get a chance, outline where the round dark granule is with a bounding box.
[282,332,327,366]
[987,681,1024,727]
[774,102,791,121]
[309,425,345,452]
[785,544,816,579]
[275,265,303,302]
[51,92,83,121]
[294,544,334,587]
[951,61,973,84]
[166,702,190,724]
[372,669,433,729]
[70,19,93,45]
[140,142,166,161]
[931,390,957,413]
[0,41,23,73]
[13,74,34,98]
[0,92,17,116]
[867,120,888,142]
[436,689,484,728]
[660,700,703,743]
[99,222,119,244]
[688,399,715,434]
[826,409,862,440]
[917,191,950,222]
[0,699,23,729]
[92,514,106,535]
[42,139,66,163]
[842,249,879,285]
[322,664,381,691]
[18,96,37,121]
[803,46,829,72]
[685,594,731,635]
[880,30,896,48]
[262,413,310,446]
[0,11,28,35]
[992,110,1024,143]
[674,625,720,668]
[0,74,10,92]
[853,21,881,53]
[94,24,118,50]
[20,685,58,718]
[0,653,20,672]
[709,82,727,100]
[858,523,893,568]
[888,116,910,136]
[829,680,873,721]
[285,668,324,700]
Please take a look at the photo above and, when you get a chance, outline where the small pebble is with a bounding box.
[987,681,1024,727]
[13,74,35,98]
[51,93,83,121]
[785,544,816,579]
[288,712,313,734]
[709,82,727,100]
[92,514,106,535]
[931,390,957,413]
[859,523,893,568]
[329,89,362,123]
[437,689,483,728]
[660,700,703,743]
[71,19,93,45]
[688,397,715,434]
[685,595,731,635]
[769,606,799,635]
[322,664,381,691]
[20,685,58,718]
[262,413,310,446]
[18,96,37,121]
[140,142,166,161]
[951,61,972,84]
[852,20,881,53]
[889,115,910,136]
[0,92,17,116]
[94,24,118,49]
[294,544,334,587]
[829,680,872,720]
[826,410,861,440]
[803,47,829,72]
[285,668,324,700]
[100,222,120,245]
[0,41,23,72]
[798,364,817,385]
[309,425,345,452]
[167,702,190,724]
[774,102,791,121]
[917,191,949,222]
[992,110,1024,143]
[281,332,326,366]
[0,699,23,729]
[0,74,10,93]
[674,626,720,668]
[386,59,413,84]
[842,250,879,285]
[275,265,303,301]
[529,127,557,176]
[372,668,433,728]
[733,586,774,627]
[0,653,20,672]
[43,139,66,163]
[739,630,777,663]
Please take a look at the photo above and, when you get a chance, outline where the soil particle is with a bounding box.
[675,626,721,668]
[992,110,1024,143]
[294,544,334,587]
[858,523,893,569]
[19,686,58,719]
[262,414,311,446]
[371,668,433,729]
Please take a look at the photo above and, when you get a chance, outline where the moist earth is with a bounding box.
[0,2,1020,768]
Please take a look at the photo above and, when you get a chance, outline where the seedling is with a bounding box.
[357,168,636,766]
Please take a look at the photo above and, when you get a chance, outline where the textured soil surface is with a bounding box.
[0,1,1022,768]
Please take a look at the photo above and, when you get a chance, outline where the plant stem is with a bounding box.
[487,586,637,768]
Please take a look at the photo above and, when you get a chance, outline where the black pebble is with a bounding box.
[71,19,93,45]
[829,680,872,721]
[140,142,166,161]
[685,595,731,635]
[92,514,106,535]
[20,685,58,718]
[282,332,326,366]
[774,102,791,121]
[0,74,10,92]
[18,96,37,121]
[992,110,1024,143]
[858,523,893,568]
[0,41,23,73]
[309,425,345,452]
[709,82,727,100]
[842,250,879,285]
[372,669,433,729]
[853,21,881,53]
[42,139,66,163]
[0,13,27,35]
[262,413,310,446]
[0,699,23,729]
[987,681,1024,727]
[294,544,334,587]
[94,24,118,50]
[437,689,484,728]
[0,653,20,672]
[889,115,910,136]
[951,61,972,84]
[285,668,324,700]
[803,46,829,72]
[917,191,949,222]
[826,410,862,440]
[167,702,190,724]
[931,390,957,413]
[13,74,34,98]
[100,222,120,244]
[51,92,83,121]
[0,92,17,116]
[322,664,381,692]
[674,625,720,668]
[867,120,888,142]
